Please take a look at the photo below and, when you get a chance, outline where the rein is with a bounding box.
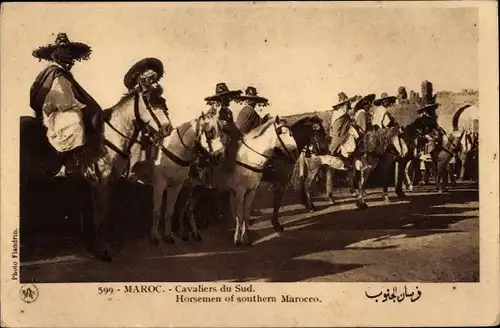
[102,89,170,178]
[236,122,295,173]
[158,116,216,167]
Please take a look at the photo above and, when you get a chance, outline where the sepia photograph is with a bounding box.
[1,1,498,327]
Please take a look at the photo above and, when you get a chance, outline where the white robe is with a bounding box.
[42,64,86,152]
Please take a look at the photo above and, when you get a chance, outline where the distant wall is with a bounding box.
[284,91,479,133]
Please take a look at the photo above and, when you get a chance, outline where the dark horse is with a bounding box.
[20,84,172,261]
[173,115,329,235]
[323,115,441,209]
[260,115,329,231]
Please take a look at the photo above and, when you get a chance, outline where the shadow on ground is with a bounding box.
[20,179,479,283]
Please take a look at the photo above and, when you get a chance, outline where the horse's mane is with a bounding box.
[247,117,277,139]
[365,126,401,155]
[177,120,193,137]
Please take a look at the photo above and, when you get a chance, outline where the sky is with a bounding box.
[1,2,478,124]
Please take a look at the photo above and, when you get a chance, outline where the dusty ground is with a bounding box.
[20,179,479,283]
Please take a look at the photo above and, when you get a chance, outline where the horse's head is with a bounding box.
[134,82,172,138]
[291,115,329,155]
[447,129,466,153]
[195,106,225,162]
[273,115,299,161]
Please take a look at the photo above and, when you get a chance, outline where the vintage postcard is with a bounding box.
[1,1,498,327]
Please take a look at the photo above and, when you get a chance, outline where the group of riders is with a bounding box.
[29,33,447,183]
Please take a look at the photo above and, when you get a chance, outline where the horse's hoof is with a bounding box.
[85,243,112,262]
[328,197,335,205]
[181,234,189,242]
[396,191,407,198]
[149,236,160,246]
[234,239,242,246]
[356,200,368,209]
[273,224,284,233]
[162,234,175,244]
[384,197,391,203]
[194,233,203,241]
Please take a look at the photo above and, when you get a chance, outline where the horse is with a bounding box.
[402,105,471,192]
[185,116,298,245]
[289,136,346,213]
[20,82,172,261]
[149,107,225,245]
[259,115,330,232]
[322,125,408,209]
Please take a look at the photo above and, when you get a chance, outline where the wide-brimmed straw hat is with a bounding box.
[338,92,349,102]
[353,94,376,111]
[237,86,269,104]
[32,33,92,62]
[417,103,439,116]
[204,83,242,102]
[373,93,397,106]
[123,58,164,90]
[332,94,359,110]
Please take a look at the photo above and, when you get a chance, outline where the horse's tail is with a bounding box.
[452,104,472,131]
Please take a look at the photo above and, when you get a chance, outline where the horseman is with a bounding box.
[235,86,271,134]
[122,57,168,182]
[352,94,376,135]
[350,94,376,158]
[415,103,441,183]
[204,82,243,171]
[372,93,398,130]
[328,92,360,168]
[30,33,103,177]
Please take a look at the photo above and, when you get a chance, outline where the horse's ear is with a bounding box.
[206,106,217,117]
[275,115,280,122]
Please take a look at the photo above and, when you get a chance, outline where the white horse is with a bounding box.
[190,116,298,245]
[20,82,172,261]
[150,107,225,245]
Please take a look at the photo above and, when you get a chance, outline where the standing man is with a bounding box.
[204,82,243,172]
[30,32,103,177]
[235,86,270,134]
[372,93,398,130]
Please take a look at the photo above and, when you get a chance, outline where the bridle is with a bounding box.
[157,114,220,167]
[102,84,171,173]
[438,128,465,157]
[236,122,296,173]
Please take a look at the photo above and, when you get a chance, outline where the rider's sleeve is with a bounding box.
[42,76,86,116]
[382,111,393,128]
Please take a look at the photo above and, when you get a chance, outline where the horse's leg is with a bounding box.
[304,165,319,212]
[403,160,414,192]
[394,158,406,198]
[348,167,357,196]
[187,193,202,241]
[230,189,244,246]
[380,155,392,202]
[241,188,258,246]
[175,183,191,241]
[150,173,166,245]
[459,152,467,180]
[325,166,335,204]
[163,184,184,243]
[271,183,285,232]
[356,158,372,209]
[87,181,112,261]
